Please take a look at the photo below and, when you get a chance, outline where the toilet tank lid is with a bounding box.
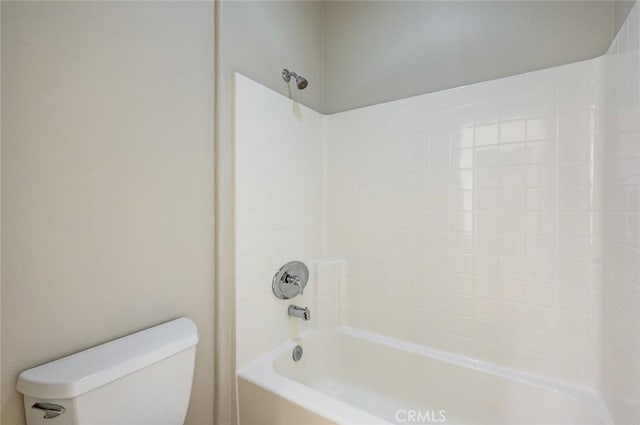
[16,317,199,400]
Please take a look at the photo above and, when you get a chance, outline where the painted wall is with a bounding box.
[323,1,614,113]
[615,1,638,36]
[1,3,214,424]
[603,1,640,422]
[215,2,324,422]
[219,1,323,113]
[325,58,604,389]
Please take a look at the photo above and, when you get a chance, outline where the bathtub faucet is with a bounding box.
[288,305,311,321]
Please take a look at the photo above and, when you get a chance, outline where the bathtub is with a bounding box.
[237,327,612,425]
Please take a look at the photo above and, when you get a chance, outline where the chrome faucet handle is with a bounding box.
[286,274,303,295]
[272,261,309,300]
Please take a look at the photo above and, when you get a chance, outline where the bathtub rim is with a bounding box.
[237,329,389,425]
[339,327,604,402]
[237,326,612,425]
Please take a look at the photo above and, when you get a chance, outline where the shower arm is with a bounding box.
[282,68,308,90]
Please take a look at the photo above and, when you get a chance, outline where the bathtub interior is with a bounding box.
[269,329,610,425]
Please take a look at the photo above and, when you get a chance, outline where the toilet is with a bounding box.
[16,317,198,425]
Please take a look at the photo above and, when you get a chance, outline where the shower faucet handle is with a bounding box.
[285,274,304,295]
[272,261,309,299]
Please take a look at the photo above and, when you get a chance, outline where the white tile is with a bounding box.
[246,57,609,392]
[429,129,451,151]
[526,68,558,98]
[499,166,527,188]
[474,298,499,321]
[558,136,593,162]
[452,148,474,169]
[499,278,526,303]
[475,123,500,146]
[500,119,526,144]
[527,164,557,188]
[526,116,556,141]
[475,190,499,211]
[475,146,500,167]
[526,140,557,164]
[452,126,475,148]
[429,148,451,170]
[475,168,499,189]
[500,97,528,121]
[235,75,325,367]
[558,161,593,187]
[500,143,527,166]
[499,189,526,211]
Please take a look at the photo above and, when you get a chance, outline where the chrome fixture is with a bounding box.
[288,305,311,321]
[292,345,303,361]
[282,69,308,90]
[32,402,65,419]
[272,261,309,299]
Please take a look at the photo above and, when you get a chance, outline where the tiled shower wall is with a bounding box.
[235,61,607,388]
[325,59,604,388]
[603,1,640,423]
[235,74,325,367]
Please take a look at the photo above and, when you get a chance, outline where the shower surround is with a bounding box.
[235,4,640,421]
[325,59,603,390]
[236,57,603,387]
[603,2,640,423]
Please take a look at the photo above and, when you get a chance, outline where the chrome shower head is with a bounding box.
[282,69,308,90]
[296,76,308,90]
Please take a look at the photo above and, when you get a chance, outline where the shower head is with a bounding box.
[282,69,308,90]
[296,76,308,90]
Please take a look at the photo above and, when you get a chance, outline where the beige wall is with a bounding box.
[220,1,324,113]
[1,3,214,425]
[323,1,615,113]
[615,0,638,36]
[214,2,323,423]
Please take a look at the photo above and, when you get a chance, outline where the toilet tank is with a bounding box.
[17,318,199,425]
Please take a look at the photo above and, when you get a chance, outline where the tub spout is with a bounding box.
[288,305,311,321]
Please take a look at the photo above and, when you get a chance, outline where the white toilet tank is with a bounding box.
[17,317,199,425]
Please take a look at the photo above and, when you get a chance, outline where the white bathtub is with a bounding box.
[238,327,612,425]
